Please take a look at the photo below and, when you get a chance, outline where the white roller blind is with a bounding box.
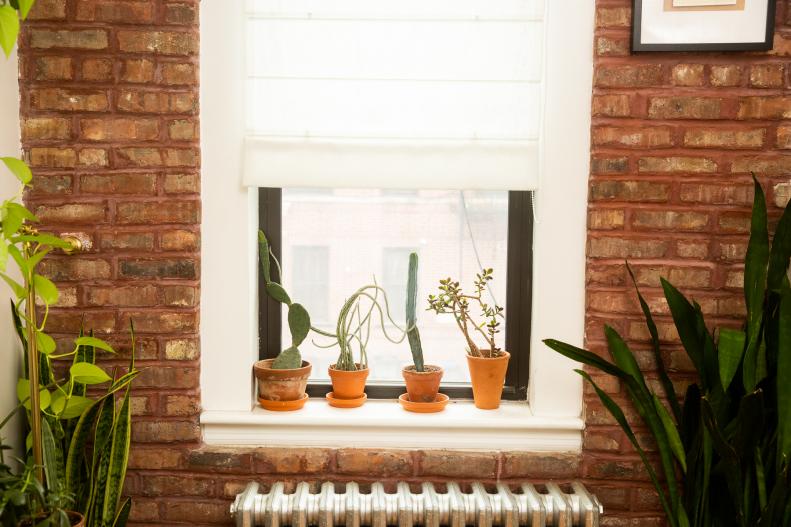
[243,0,545,190]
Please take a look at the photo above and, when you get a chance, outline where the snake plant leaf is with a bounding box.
[70,362,112,385]
[112,497,132,527]
[33,274,58,305]
[701,397,744,518]
[16,379,50,410]
[662,279,707,385]
[258,230,271,284]
[109,370,140,394]
[653,394,687,473]
[577,369,678,527]
[42,418,65,494]
[74,335,115,354]
[288,303,311,347]
[718,328,746,391]
[103,389,131,527]
[1,157,31,184]
[65,398,101,494]
[90,397,114,527]
[767,187,791,293]
[628,263,681,422]
[604,325,649,390]
[543,339,630,379]
[265,282,291,305]
[743,177,770,392]
[778,288,791,459]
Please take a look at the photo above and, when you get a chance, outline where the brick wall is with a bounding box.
[16,0,791,526]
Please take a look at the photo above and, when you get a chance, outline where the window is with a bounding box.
[200,0,593,449]
[259,188,532,399]
[288,245,330,323]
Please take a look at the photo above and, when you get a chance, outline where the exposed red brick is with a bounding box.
[21,117,71,141]
[336,449,413,477]
[671,64,704,87]
[648,96,722,119]
[75,0,154,23]
[81,58,113,81]
[710,64,742,87]
[34,56,72,81]
[117,30,198,55]
[256,448,333,474]
[419,451,497,479]
[30,29,108,50]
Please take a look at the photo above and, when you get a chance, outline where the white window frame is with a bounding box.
[199,0,594,451]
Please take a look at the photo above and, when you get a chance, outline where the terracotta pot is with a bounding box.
[19,511,84,527]
[466,351,510,409]
[328,364,369,400]
[253,359,312,402]
[402,365,443,403]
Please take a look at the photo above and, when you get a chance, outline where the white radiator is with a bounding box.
[231,481,602,527]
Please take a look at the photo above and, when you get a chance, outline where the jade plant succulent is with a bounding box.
[427,268,504,358]
[258,230,311,370]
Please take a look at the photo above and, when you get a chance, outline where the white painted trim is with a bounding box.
[200,0,594,450]
[201,400,583,451]
[0,47,22,458]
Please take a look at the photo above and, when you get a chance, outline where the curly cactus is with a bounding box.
[406,252,424,372]
[258,230,311,370]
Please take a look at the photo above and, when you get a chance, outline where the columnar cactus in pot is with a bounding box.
[402,253,444,404]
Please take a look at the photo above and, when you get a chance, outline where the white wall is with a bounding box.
[0,48,22,457]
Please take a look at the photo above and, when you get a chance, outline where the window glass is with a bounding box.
[280,188,508,384]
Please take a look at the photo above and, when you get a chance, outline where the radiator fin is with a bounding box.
[232,481,601,527]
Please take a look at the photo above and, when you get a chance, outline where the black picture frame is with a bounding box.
[631,0,776,52]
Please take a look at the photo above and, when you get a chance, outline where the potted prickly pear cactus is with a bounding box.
[401,253,444,406]
[254,231,312,411]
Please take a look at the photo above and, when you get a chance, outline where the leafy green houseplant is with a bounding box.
[402,252,443,404]
[427,268,508,409]
[0,3,137,524]
[545,177,791,527]
[0,456,79,527]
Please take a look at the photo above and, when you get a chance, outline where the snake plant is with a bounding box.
[406,252,424,372]
[545,176,791,527]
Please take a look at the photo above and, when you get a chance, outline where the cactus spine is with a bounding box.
[406,252,424,372]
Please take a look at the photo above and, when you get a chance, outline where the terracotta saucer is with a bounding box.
[398,393,449,413]
[258,393,308,411]
[326,391,367,408]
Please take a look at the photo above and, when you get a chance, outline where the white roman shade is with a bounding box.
[243,0,545,190]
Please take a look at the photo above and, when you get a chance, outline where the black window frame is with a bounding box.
[258,188,533,401]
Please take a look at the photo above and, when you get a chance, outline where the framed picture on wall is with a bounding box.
[632,0,776,51]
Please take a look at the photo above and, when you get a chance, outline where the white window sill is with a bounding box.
[200,399,583,451]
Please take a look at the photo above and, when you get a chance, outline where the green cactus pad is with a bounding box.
[288,303,311,347]
[265,282,291,305]
[271,346,302,370]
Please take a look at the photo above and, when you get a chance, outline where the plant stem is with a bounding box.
[24,244,43,484]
